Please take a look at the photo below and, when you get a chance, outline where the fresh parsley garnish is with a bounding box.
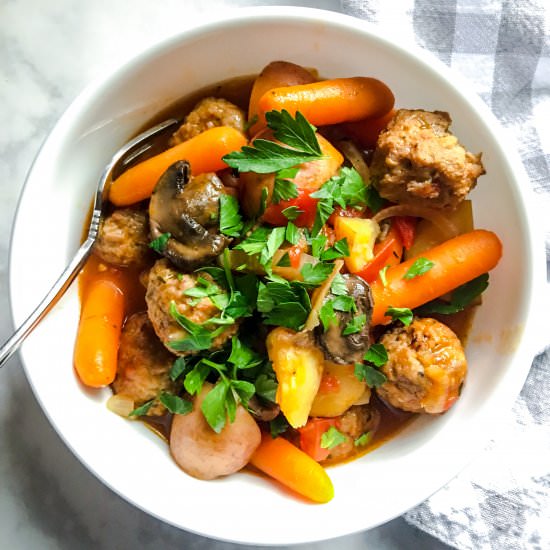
[256,280,311,330]
[276,252,291,267]
[285,222,300,245]
[281,206,303,221]
[320,426,347,449]
[149,232,171,253]
[129,399,154,417]
[385,307,413,326]
[320,238,350,261]
[159,392,193,415]
[168,302,225,353]
[403,257,434,279]
[300,262,334,286]
[270,415,289,438]
[219,194,244,237]
[222,110,323,173]
[255,373,278,402]
[310,234,328,259]
[354,432,371,447]
[342,313,367,335]
[169,357,187,381]
[415,273,489,315]
[272,167,299,204]
[330,273,348,296]
[319,299,337,331]
[355,343,388,388]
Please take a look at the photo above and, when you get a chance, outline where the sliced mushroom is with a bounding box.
[316,274,373,365]
[149,160,229,271]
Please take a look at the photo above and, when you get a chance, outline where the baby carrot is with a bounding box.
[74,278,124,388]
[258,77,395,127]
[248,61,316,136]
[109,126,247,206]
[249,434,334,503]
[343,109,396,149]
[370,229,502,325]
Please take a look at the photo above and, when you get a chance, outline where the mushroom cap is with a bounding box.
[149,160,229,271]
[316,274,373,365]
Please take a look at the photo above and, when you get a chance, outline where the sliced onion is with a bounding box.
[337,139,370,183]
[303,259,344,332]
[372,205,460,240]
[107,394,135,418]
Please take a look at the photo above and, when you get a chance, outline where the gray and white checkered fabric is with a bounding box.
[342,1,550,549]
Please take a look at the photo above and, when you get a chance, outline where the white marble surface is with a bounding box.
[0,2,452,548]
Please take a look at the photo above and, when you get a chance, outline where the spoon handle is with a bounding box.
[0,238,94,368]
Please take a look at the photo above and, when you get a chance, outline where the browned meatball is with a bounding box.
[370,109,485,209]
[323,404,380,461]
[376,317,467,414]
[112,312,176,416]
[145,259,238,355]
[94,207,151,267]
[170,97,246,145]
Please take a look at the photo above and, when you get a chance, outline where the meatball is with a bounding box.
[112,312,176,416]
[170,97,246,145]
[145,258,238,355]
[370,109,485,209]
[376,317,467,414]
[323,405,380,462]
[94,206,151,267]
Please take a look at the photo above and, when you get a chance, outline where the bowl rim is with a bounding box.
[8,5,547,545]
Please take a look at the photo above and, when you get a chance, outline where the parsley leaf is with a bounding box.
[183,360,211,396]
[320,426,347,449]
[311,199,334,236]
[330,273,348,296]
[149,232,171,253]
[320,238,350,261]
[355,343,388,388]
[222,110,323,173]
[270,415,289,438]
[385,306,413,326]
[281,206,303,221]
[354,432,372,447]
[168,303,223,352]
[219,194,243,237]
[266,110,322,156]
[169,357,187,381]
[255,373,278,402]
[272,167,299,204]
[416,273,489,315]
[228,336,262,371]
[300,262,334,286]
[201,381,229,433]
[332,294,356,312]
[235,226,272,255]
[129,399,154,417]
[354,363,387,388]
[319,299,337,331]
[276,252,291,267]
[260,226,286,267]
[342,313,366,335]
[403,257,434,279]
[263,302,309,330]
[285,222,299,245]
[159,392,193,415]
[310,234,328,259]
[363,343,388,367]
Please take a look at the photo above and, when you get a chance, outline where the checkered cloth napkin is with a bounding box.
[341,1,550,548]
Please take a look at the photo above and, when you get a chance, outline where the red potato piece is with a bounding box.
[170,383,261,480]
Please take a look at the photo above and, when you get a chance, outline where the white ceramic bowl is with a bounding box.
[9,6,545,545]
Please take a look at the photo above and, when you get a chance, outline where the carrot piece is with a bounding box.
[249,434,334,503]
[74,279,124,388]
[248,61,316,136]
[343,109,396,149]
[371,229,502,325]
[258,77,395,127]
[109,126,247,206]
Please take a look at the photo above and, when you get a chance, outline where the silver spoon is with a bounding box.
[0,118,180,368]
